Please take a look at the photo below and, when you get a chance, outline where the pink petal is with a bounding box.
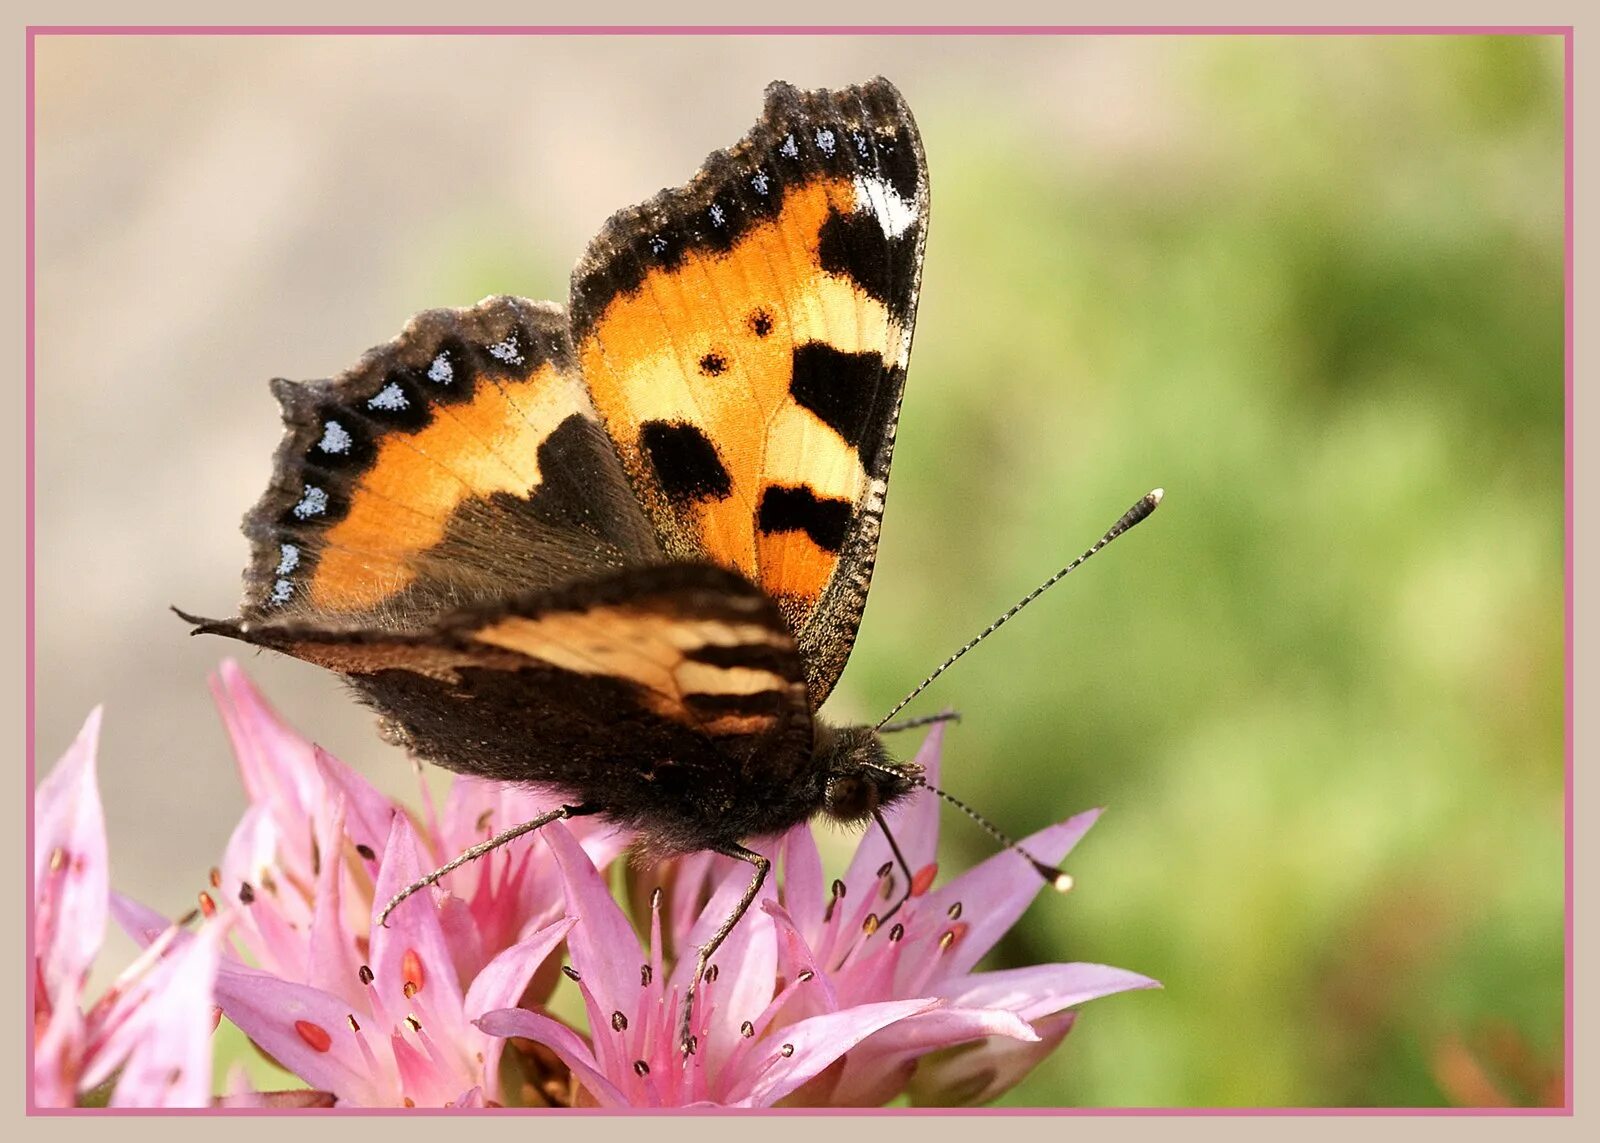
[777,823,826,939]
[221,807,313,979]
[852,1005,1037,1058]
[211,661,322,820]
[34,707,109,1001]
[369,816,468,1038]
[462,915,574,1017]
[475,1007,627,1107]
[389,1028,460,1108]
[461,916,576,1086]
[935,962,1161,1023]
[32,994,84,1108]
[919,808,1102,977]
[108,891,171,949]
[304,795,363,1008]
[544,822,641,1019]
[839,722,947,901]
[723,998,939,1107]
[102,920,225,1107]
[213,963,390,1104]
[437,780,621,973]
[909,1010,1078,1107]
[668,842,779,1059]
[825,1006,1038,1107]
[314,746,398,864]
[762,900,841,1015]
[669,850,718,937]
[440,775,552,857]
[571,817,635,878]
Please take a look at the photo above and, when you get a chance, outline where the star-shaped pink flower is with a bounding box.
[477,723,1158,1107]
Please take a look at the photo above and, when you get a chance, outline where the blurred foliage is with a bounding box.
[845,36,1563,1108]
[251,36,1560,1107]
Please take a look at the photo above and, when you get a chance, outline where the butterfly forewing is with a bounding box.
[570,78,929,707]
[242,296,660,627]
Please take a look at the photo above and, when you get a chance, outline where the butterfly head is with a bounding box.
[815,724,918,826]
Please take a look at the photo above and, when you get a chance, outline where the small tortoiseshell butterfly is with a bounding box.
[181,77,1160,1050]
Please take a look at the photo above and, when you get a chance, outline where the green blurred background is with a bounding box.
[36,34,1565,1107]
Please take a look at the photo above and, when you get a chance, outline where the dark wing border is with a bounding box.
[239,296,647,623]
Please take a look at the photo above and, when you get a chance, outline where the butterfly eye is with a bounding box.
[823,774,880,824]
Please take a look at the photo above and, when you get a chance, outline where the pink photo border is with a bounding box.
[21,23,1577,1117]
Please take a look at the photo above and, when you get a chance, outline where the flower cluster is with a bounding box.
[32,663,1157,1108]
[32,709,227,1108]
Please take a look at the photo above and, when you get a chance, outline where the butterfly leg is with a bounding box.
[678,843,769,1056]
[871,808,918,925]
[377,803,599,928]
[878,710,961,735]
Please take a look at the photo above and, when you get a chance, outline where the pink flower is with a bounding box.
[32,709,227,1108]
[179,662,627,1106]
[208,661,627,988]
[94,664,1154,1109]
[478,724,1158,1107]
[759,723,1160,1106]
[210,814,577,1107]
[479,821,937,1107]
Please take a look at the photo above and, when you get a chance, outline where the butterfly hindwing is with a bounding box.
[193,563,815,849]
[570,78,929,708]
[242,296,660,627]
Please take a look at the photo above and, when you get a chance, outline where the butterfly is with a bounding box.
[182,77,952,1051]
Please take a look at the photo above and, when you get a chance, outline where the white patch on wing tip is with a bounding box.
[487,336,523,365]
[852,175,918,239]
[367,383,408,412]
[428,352,453,384]
[270,579,294,605]
[318,420,352,454]
[293,486,328,519]
[276,543,300,575]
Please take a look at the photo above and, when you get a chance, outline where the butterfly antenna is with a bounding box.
[866,762,1074,892]
[875,488,1164,730]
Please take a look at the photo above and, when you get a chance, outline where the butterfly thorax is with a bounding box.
[814,723,918,826]
[617,721,916,857]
